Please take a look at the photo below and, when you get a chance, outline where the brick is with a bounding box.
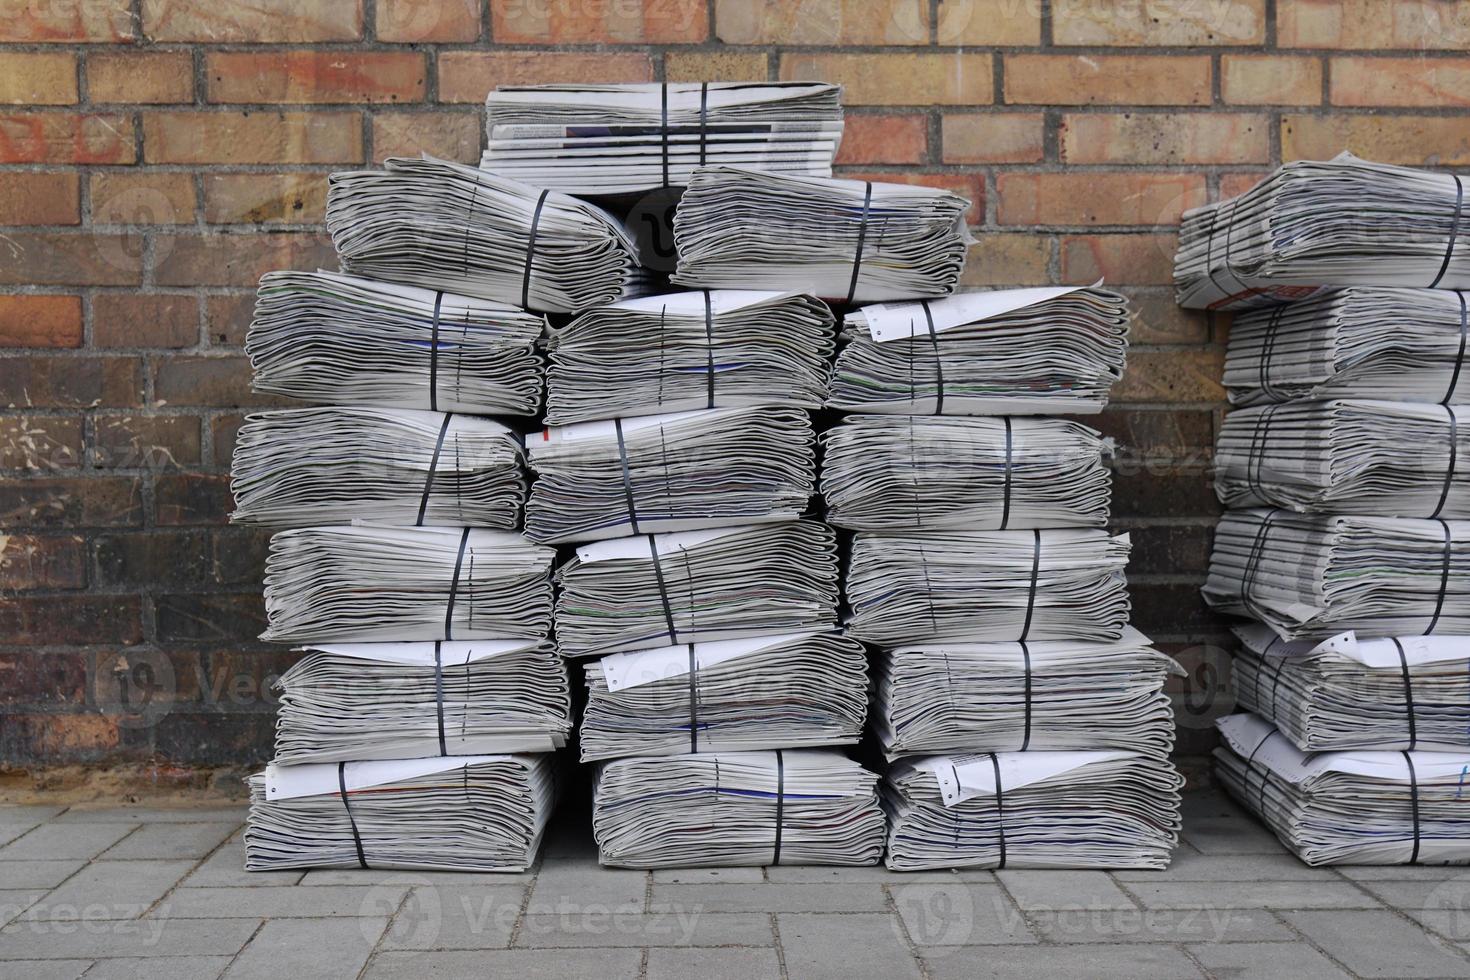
[960,235,1053,286]
[153,355,272,407]
[155,473,233,525]
[1221,54,1323,105]
[0,534,86,590]
[1330,56,1470,108]
[205,295,253,347]
[1053,0,1265,44]
[0,595,144,645]
[372,111,480,164]
[0,52,78,104]
[153,233,335,287]
[942,113,1045,163]
[438,52,654,102]
[95,294,199,348]
[665,51,768,83]
[1112,469,1220,519]
[0,356,144,408]
[0,113,135,164]
[0,651,87,706]
[0,2,133,42]
[95,530,212,587]
[1115,348,1227,402]
[1061,233,1178,284]
[715,0,929,44]
[935,0,1042,43]
[1060,113,1270,165]
[143,111,363,165]
[143,0,363,41]
[212,527,271,585]
[1128,583,1222,635]
[0,476,143,529]
[495,0,708,42]
[998,173,1205,226]
[1220,173,1269,199]
[88,51,194,104]
[1282,114,1470,166]
[155,593,265,642]
[0,416,83,469]
[835,115,928,165]
[211,414,244,465]
[91,172,197,226]
[204,174,328,224]
[837,171,984,224]
[1125,290,1212,345]
[378,0,480,41]
[1004,55,1212,106]
[92,415,201,468]
[1122,524,1213,576]
[1093,408,1216,460]
[780,53,993,105]
[0,173,78,225]
[0,296,82,348]
[206,51,426,104]
[1278,0,1470,50]
[0,232,145,288]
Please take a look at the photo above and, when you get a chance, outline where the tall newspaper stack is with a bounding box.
[1179,154,1470,865]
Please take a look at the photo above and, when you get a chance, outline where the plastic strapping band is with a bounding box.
[1259,305,1285,401]
[337,762,369,869]
[1244,730,1276,816]
[1429,175,1464,290]
[1445,292,1467,405]
[772,749,785,866]
[433,640,447,756]
[1404,751,1423,864]
[703,290,716,410]
[844,182,873,306]
[415,412,455,527]
[443,527,471,641]
[646,534,678,643]
[687,643,699,752]
[660,82,670,189]
[1424,518,1453,636]
[999,418,1014,531]
[1392,638,1418,751]
[1246,405,1276,501]
[1018,641,1032,751]
[613,419,641,535]
[428,290,444,412]
[698,82,709,166]
[1019,530,1041,642]
[1240,510,1278,621]
[989,753,1008,869]
[520,189,550,310]
[1432,406,1458,520]
[920,300,944,415]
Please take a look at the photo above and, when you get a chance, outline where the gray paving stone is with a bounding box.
[301,867,534,885]
[892,882,1035,946]
[222,916,386,979]
[1357,876,1470,908]
[1028,905,1291,943]
[777,912,922,980]
[650,882,888,913]
[179,834,302,888]
[0,861,87,890]
[525,859,645,914]
[52,808,243,824]
[0,893,41,928]
[0,808,66,822]
[1282,909,1470,978]
[652,867,764,884]
[1188,941,1353,980]
[154,884,408,919]
[1180,816,1289,855]
[515,910,770,948]
[364,948,643,979]
[1114,851,1339,882]
[0,825,137,862]
[0,916,259,959]
[39,860,192,918]
[1406,907,1470,942]
[379,884,525,950]
[86,956,232,979]
[1128,879,1382,910]
[923,944,1204,979]
[645,947,782,980]
[0,961,90,980]
[101,823,236,861]
[997,870,1137,911]
[767,866,994,884]
[0,828,35,850]
[1337,863,1470,881]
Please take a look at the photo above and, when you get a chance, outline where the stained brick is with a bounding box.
[1060,114,1270,165]
[0,651,87,706]
[0,295,83,349]
[0,534,87,590]
[143,0,363,41]
[0,3,133,42]
[0,113,135,164]
[1277,0,1470,50]
[780,53,993,106]
[1125,290,1213,345]
[211,527,271,585]
[143,111,363,165]
[935,0,1041,43]
[0,477,143,529]
[1221,54,1323,105]
[95,294,199,348]
[1129,583,1220,636]
[0,233,143,286]
[0,416,83,470]
[92,415,201,469]
[1115,349,1228,403]
[0,52,78,104]
[372,111,480,164]
[203,174,329,224]
[665,51,768,83]
[998,173,1206,226]
[0,595,144,646]
[205,295,254,348]
[95,530,212,587]
[155,473,233,525]
[377,0,480,41]
[210,414,244,466]
[154,592,265,643]
[1004,55,1213,106]
[91,172,197,226]
[88,51,194,103]
[942,113,1045,164]
[438,52,654,102]
[1117,524,1214,577]
[152,232,336,287]
[1112,469,1221,519]
[835,115,928,166]
[206,51,426,104]
[1053,0,1265,44]
[152,355,273,407]
[960,235,1053,286]
[715,0,929,44]
[1282,114,1470,166]
[1061,233,1179,285]
[1330,56,1470,108]
[0,356,144,408]
[1093,408,1216,460]
[495,0,708,42]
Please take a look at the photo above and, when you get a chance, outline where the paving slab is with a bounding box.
[644,947,783,980]
[892,882,1035,946]
[154,884,408,919]
[1114,851,1339,882]
[101,823,236,861]
[0,916,260,960]
[516,909,771,948]
[1027,905,1292,943]
[924,944,1205,980]
[1188,941,1354,980]
[649,882,889,913]
[1282,909,1470,978]
[1127,879,1382,910]
[0,961,91,980]
[997,870,1137,910]
[378,884,525,950]
[0,861,87,891]
[87,956,232,979]
[222,916,386,979]
[178,835,303,889]
[51,808,244,825]
[777,912,922,980]
[0,825,137,862]
[363,948,643,979]
[38,860,192,918]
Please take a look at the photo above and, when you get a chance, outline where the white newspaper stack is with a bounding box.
[481,82,843,194]
[326,156,642,312]
[592,750,885,868]
[671,167,971,302]
[247,270,545,416]
[545,290,834,424]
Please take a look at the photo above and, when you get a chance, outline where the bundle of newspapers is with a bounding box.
[1222,287,1470,406]
[261,526,554,643]
[1215,400,1467,517]
[1203,509,1469,639]
[326,156,641,313]
[827,286,1130,414]
[247,270,545,416]
[523,406,815,543]
[544,290,834,424]
[884,751,1183,871]
[580,631,867,761]
[874,628,1180,760]
[820,415,1112,531]
[1231,623,1470,752]
[592,750,885,868]
[481,82,843,194]
[271,640,571,764]
[845,529,1132,645]
[1214,712,1470,865]
[230,407,526,529]
[553,521,839,659]
[671,167,971,302]
[1175,153,1470,310]
[244,755,557,872]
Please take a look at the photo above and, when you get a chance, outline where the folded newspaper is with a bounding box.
[1215,712,1470,865]
[230,407,525,529]
[671,166,971,302]
[592,750,885,868]
[245,754,557,872]
[827,286,1130,415]
[523,407,815,543]
[271,639,571,764]
[819,415,1112,531]
[482,82,843,194]
[544,290,834,424]
[326,156,642,312]
[247,270,545,416]
[884,751,1183,871]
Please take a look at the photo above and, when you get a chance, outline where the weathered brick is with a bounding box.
[0,416,83,469]
[204,295,253,347]
[143,111,363,165]
[0,295,83,348]
[1221,54,1323,105]
[0,595,144,646]
[88,51,194,103]
[1128,583,1221,635]
[1282,114,1470,165]
[211,527,271,585]
[1277,0,1470,50]
[206,51,426,104]
[210,414,244,465]
[95,530,212,587]
[835,115,928,166]
[496,0,708,42]
[152,355,273,407]
[1004,55,1212,106]
[0,113,135,164]
[155,473,233,525]
[0,651,87,706]
[0,356,144,408]
[998,173,1206,226]
[942,113,1045,164]
[150,712,277,764]
[1125,290,1212,345]
[960,235,1053,286]
[1061,233,1178,284]
[0,232,144,286]
[665,51,768,83]
[154,592,264,642]
[438,51,654,102]
[716,0,928,44]
[1330,56,1470,108]
[378,0,481,41]
[92,415,201,469]
[0,52,78,104]
[780,53,993,105]
[91,172,197,226]
[95,294,199,348]
[0,173,79,225]
[0,534,86,590]
[372,111,480,163]
[935,0,1041,43]
[152,233,335,288]
[0,1,133,42]
[1220,172,1269,199]
[203,174,328,224]
[1114,348,1227,402]
[143,0,363,41]
[1117,524,1214,577]
[0,476,143,529]
[1053,0,1265,44]
[837,171,984,224]
[1112,469,1221,519]
[1093,408,1216,460]
[1060,113,1270,165]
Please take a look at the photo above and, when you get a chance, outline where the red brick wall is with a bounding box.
[3,0,1468,770]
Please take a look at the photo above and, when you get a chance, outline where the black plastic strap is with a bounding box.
[989,753,1007,869]
[1404,750,1423,864]
[660,82,670,189]
[1429,175,1464,290]
[1246,405,1277,501]
[843,182,874,306]
[702,290,716,410]
[1445,292,1467,405]
[337,762,370,869]
[1240,510,1278,621]
[428,290,444,412]
[646,534,678,643]
[920,300,944,415]
[916,540,940,634]
[1018,530,1041,642]
[687,643,699,752]
[1424,518,1452,636]
[1017,641,1032,751]
[520,189,550,309]
[613,418,641,534]
[772,749,785,866]
[1431,406,1458,520]
[443,527,471,641]
[415,412,455,527]
[433,640,447,756]
[999,418,1014,531]
[1259,305,1285,401]
[698,82,709,166]
[1391,638,1418,751]
[1244,729,1277,816]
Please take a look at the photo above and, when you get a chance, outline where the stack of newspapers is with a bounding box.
[821,284,1183,870]
[1188,157,1470,864]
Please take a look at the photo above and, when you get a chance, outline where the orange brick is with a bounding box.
[207,52,425,104]
[1278,0,1470,50]
[1220,172,1271,198]
[666,51,769,82]
[152,232,336,287]
[0,173,79,225]
[372,111,481,164]
[378,0,480,41]
[91,172,197,225]
[1282,114,1470,166]
[1004,55,1212,106]
[1061,233,1178,285]
[142,0,362,41]
[0,296,83,348]
[998,174,1205,226]
[835,115,928,165]
[88,51,194,104]
[438,52,654,103]
[0,113,135,164]
[780,53,993,106]
[494,0,708,42]
[204,174,328,224]
[716,0,929,44]
[1053,0,1264,44]
[837,171,984,223]
[1330,56,1470,108]
[143,111,362,165]
[941,113,1045,164]
[935,0,1041,43]
[960,235,1054,286]
[1060,113,1270,165]
[0,2,132,42]
[0,53,77,105]
[0,233,144,286]
[1221,54,1322,105]
[94,294,198,348]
